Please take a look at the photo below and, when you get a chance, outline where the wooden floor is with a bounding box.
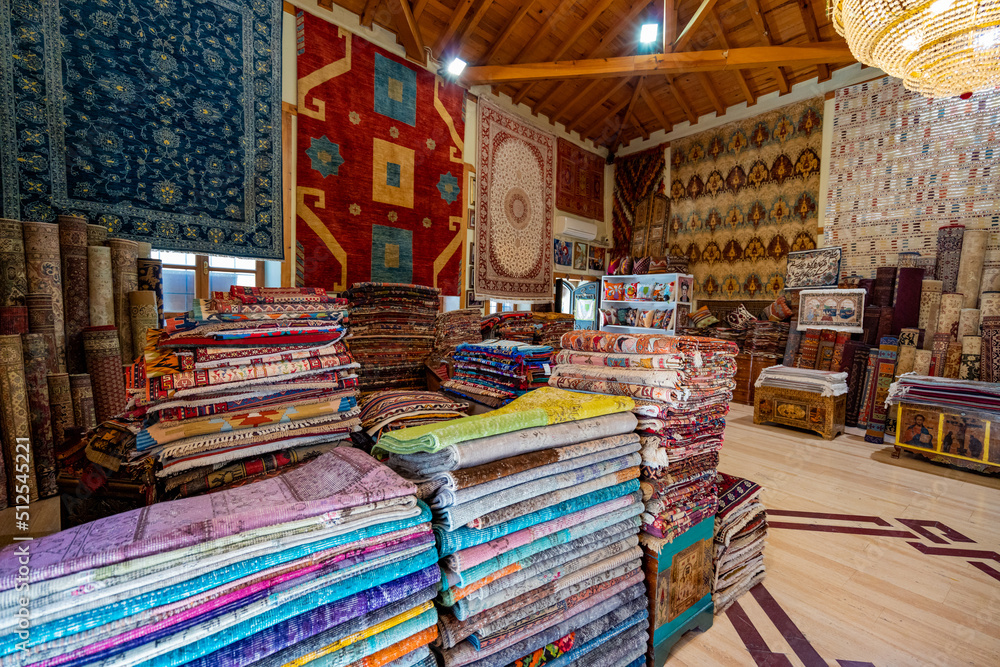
[670,403,1000,667]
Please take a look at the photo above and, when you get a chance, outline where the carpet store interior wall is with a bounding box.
[0,1,998,666]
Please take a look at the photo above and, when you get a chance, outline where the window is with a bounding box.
[151,252,264,316]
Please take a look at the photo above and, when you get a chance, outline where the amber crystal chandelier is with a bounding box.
[830,0,1000,97]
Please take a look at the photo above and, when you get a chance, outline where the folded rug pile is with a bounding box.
[549,331,739,552]
[113,286,361,500]
[442,339,555,408]
[745,321,790,356]
[493,312,575,351]
[0,449,441,667]
[374,387,650,667]
[346,283,440,393]
[431,308,483,364]
[755,365,849,396]
[479,311,531,338]
[713,473,767,613]
[359,390,469,442]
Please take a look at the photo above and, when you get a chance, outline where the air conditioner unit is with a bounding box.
[554,215,598,241]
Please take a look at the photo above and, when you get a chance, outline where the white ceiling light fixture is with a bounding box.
[639,23,658,44]
[831,0,1000,98]
[446,58,466,76]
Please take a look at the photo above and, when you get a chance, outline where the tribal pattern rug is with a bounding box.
[0,0,283,258]
[668,98,823,301]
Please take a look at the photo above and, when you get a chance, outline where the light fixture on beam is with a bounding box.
[639,23,659,44]
[446,58,466,76]
[832,0,1000,97]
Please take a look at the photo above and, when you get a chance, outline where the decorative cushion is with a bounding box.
[633,257,651,275]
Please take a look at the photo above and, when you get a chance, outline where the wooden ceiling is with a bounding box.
[316,0,855,149]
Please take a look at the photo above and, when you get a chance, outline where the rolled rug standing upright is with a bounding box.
[0,219,28,335]
[956,229,989,308]
[83,325,127,423]
[69,373,98,434]
[959,336,982,381]
[931,333,951,377]
[936,293,964,341]
[47,372,76,456]
[25,292,59,374]
[108,238,139,366]
[137,241,152,258]
[935,224,965,293]
[917,279,942,350]
[0,334,38,503]
[943,342,964,378]
[128,290,159,359]
[894,329,919,379]
[873,266,897,307]
[979,291,1000,328]
[957,309,980,340]
[891,268,924,334]
[86,224,108,246]
[21,333,58,498]
[912,349,932,376]
[137,257,164,324]
[88,245,115,326]
[58,215,91,373]
[981,317,1000,383]
[22,221,67,372]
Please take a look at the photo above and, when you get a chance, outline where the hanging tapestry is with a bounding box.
[475,97,554,303]
[556,139,604,222]
[785,247,842,289]
[826,76,1000,282]
[0,0,283,259]
[612,146,666,258]
[631,190,669,258]
[668,98,823,301]
[295,14,466,294]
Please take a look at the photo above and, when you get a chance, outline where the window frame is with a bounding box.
[156,253,264,318]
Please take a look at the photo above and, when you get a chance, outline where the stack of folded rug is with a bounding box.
[431,308,483,364]
[496,314,538,344]
[480,311,532,338]
[358,390,469,443]
[110,286,361,499]
[713,473,767,613]
[0,448,441,667]
[549,331,738,551]
[755,365,848,396]
[346,283,440,393]
[533,312,576,351]
[373,387,650,667]
[442,339,555,408]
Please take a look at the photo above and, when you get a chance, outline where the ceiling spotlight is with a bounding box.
[446,58,466,76]
[639,23,658,44]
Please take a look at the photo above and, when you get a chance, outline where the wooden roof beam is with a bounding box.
[696,71,725,116]
[413,0,430,21]
[511,0,618,106]
[533,0,656,117]
[360,0,381,28]
[744,0,790,94]
[515,0,578,64]
[383,0,427,64]
[456,0,495,48]
[433,0,476,55]
[707,7,756,106]
[611,76,646,148]
[567,77,632,132]
[583,94,633,142]
[672,0,720,52]
[460,42,855,84]
[639,83,673,133]
[797,0,832,82]
[664,74,697,124]
[482,2,535,64]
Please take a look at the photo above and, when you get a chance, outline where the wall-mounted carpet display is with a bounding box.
[475,97,554,302]
[0,335,37,504]
[669,98,823,301]
[21,334,57,498]
[58,215,90,374]
[631,190,669,258]
[296,14,466,293]
[0,219,27,335]
[826,76,1000,278]
[784,247,841,289]
[612,145,666,258]
[0,0,283,259]
[22,221,66,372]
[557,138,605,222]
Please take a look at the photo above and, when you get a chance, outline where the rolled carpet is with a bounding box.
[22,221,67,372]
[0,219,28,335]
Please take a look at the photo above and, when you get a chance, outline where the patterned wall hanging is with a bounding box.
[556,139,604,222]
[611,145,666,258]
[785,247,842,289]
[295,14,466,294]
[669,98,823,301]
[0,0,283,259]
[631,190,669,258]
[475,97,554,303]
[826,76,1000,281]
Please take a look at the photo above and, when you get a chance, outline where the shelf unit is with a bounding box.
[599,273,694,335]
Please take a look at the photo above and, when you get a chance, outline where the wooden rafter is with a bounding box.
[707,7,756,106]
[611,76,646,148]
[511,0,618,106]
[433,0,476,55]
[584,93,632,142]
[516,0,577,63]
[360,0,381,27]
[534,0,655,117]
[797,0,832,81]
[639,84,673,133]
[482,2,535,64]
[672,0,720,52]
[663,0,677,50]
[696,71,725,116]
[456,0,495,47]
[382,0,427,64]
[413,0,430,21]
[460,42,855,84]
[567,77,632,131]
[664,74,697,124]
[744,0,790,94]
